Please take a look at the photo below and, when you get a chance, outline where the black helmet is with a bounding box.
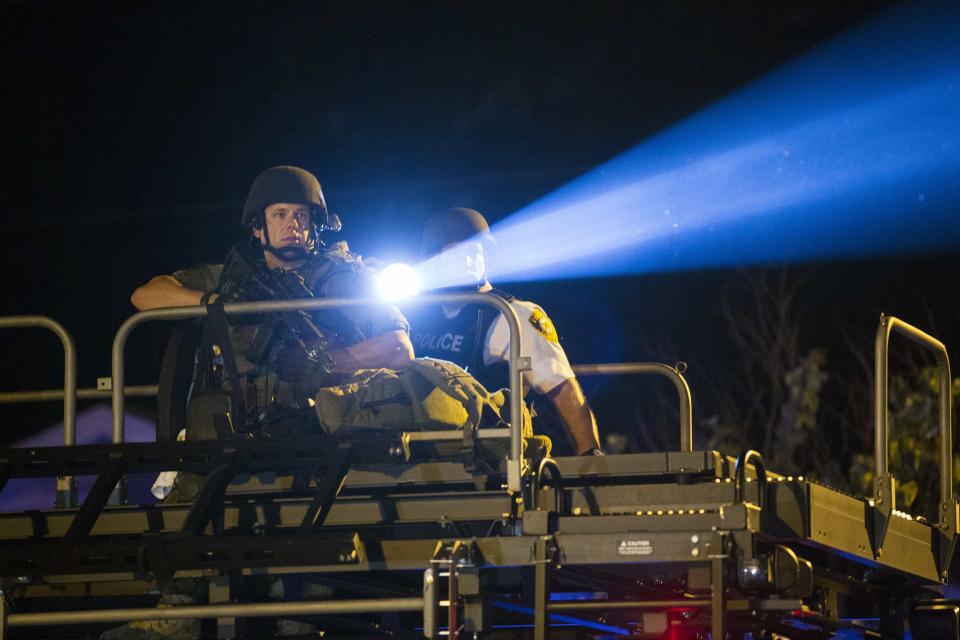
[241,166,341,232]
[420,207,497,258]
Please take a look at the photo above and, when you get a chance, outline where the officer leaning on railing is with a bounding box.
[111,165,414,640]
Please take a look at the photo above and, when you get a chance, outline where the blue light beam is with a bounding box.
[488,599,631,636]
[470,0,960,284]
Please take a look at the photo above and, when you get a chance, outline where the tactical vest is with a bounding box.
[196,244,366,434]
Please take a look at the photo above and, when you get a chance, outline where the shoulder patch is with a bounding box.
[528,307,559,345]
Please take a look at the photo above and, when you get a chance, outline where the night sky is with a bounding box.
[2,0,957,445]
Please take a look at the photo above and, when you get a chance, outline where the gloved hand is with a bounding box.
[274,343,327,382]
[219,276,268,303]
[579,447,605,456]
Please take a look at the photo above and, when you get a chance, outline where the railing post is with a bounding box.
[0,316,78,507]
[0,316,77,446]
[873,314,955,573]
[571,362,694,452]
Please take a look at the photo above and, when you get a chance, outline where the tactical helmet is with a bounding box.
[241,166,341,233]
[420,207,497,258]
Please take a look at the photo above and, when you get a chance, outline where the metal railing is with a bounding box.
[112,293,528,493]
[0,316,77,446]
[874,314,955,570]
[874,314,953,511]
[572,362,693,452]
[1,595,424,630]
[0,385,157,404]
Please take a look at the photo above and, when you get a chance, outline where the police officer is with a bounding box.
[137,166,414,432]
[408,207,601,456]
[113,166,414,640]
[132,165,414,383]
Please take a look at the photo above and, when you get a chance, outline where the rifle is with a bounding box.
[218,247,338,373]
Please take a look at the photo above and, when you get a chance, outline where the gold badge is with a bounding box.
[528,308,559,344]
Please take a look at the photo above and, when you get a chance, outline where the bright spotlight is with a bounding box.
[378,263,421,300]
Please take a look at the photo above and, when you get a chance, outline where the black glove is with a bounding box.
[274,343,326,382]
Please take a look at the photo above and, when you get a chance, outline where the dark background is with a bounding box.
[1,0,957,448]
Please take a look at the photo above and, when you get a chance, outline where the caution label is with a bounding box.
[617,539,653,556]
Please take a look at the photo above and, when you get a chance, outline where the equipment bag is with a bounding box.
[314,357,533,442]
[185,299,247,441]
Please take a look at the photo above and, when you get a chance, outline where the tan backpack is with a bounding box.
[314,357,541,460]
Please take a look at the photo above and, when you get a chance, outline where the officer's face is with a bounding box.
[440,241,487,287]
[256,203,312,250]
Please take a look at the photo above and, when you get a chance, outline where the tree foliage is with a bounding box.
[693,267,958,509]
[849,367,960,519]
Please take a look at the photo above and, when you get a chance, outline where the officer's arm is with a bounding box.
[327,329,415,372]
[131,275,217,311]
[545,377,602,456]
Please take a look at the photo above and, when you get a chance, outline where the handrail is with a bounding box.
[0,316,77,446]
[0,385,157,404]
[571,362,694,452]
[873,314,955,573]
[734,449,767,510]
[4,597,425,628]
[112,293,527,493]
[874,315,953,523]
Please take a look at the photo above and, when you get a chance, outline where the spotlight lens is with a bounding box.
[378,263,421,300]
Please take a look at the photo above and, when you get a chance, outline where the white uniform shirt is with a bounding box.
[481,298,575,395]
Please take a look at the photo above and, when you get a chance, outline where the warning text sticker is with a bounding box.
[617,540,653,556]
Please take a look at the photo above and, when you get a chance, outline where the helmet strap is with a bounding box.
[255,210,320,263]
[264,243,309,262]
[258,215,307,262]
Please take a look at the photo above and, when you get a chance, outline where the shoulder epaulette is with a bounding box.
[487,287,517,303]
